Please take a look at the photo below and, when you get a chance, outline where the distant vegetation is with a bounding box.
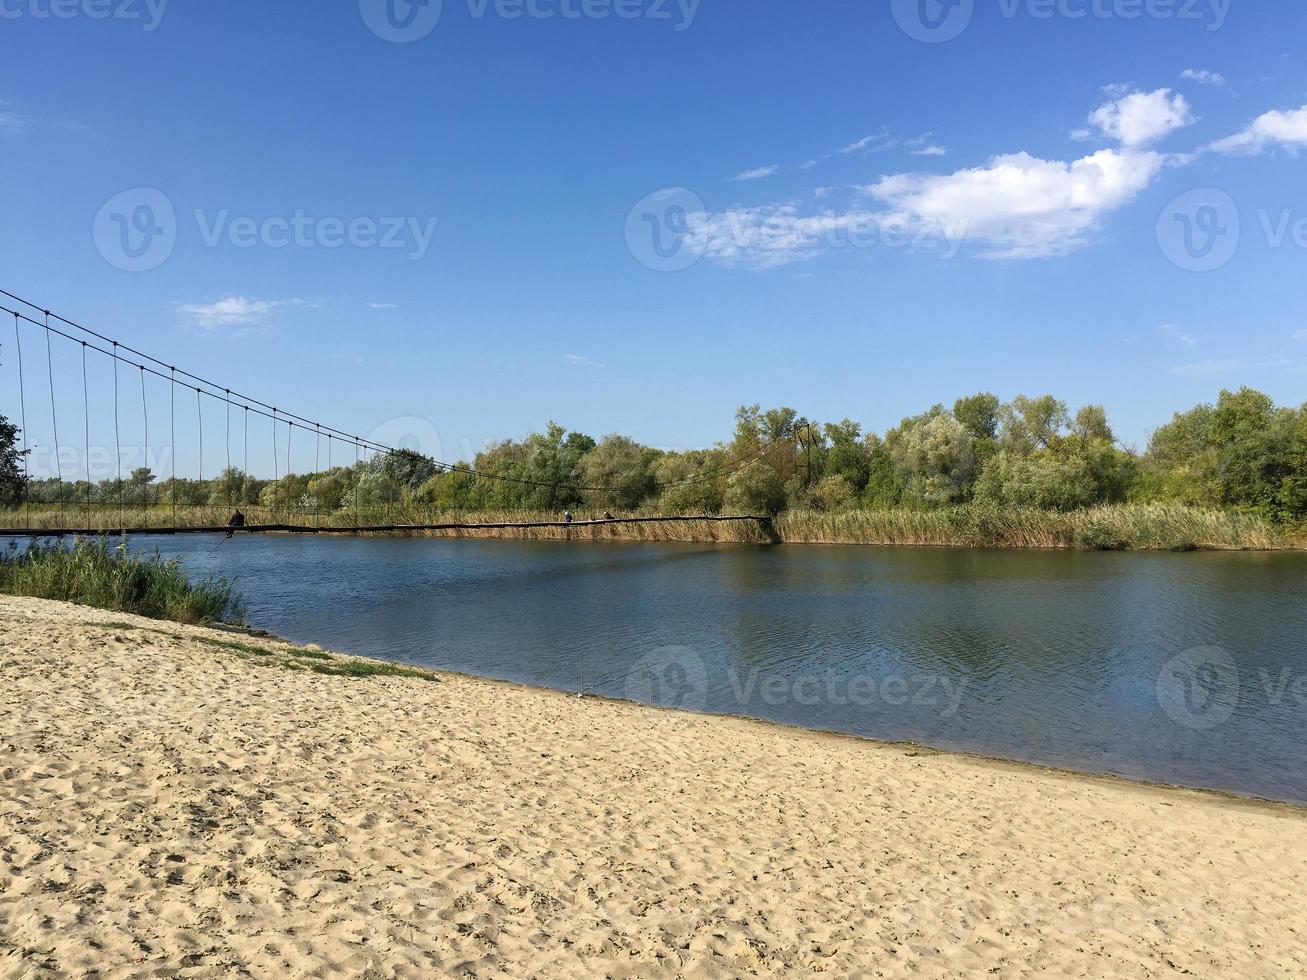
[3,387,1305,549]
[0,538,244,624]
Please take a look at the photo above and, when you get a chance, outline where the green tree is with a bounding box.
[724,459,786,515]
[954,393,1001,441]
[579,435,660,510]
[0,414,29,507]
[884,408,977,506]
[999,395,1069,454]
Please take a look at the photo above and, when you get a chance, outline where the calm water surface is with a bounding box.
[122,536,1307,802]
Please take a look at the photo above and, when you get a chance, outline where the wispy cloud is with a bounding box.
[1159,323,1197,348]
[562,353,605,368]
[1293,329,1307,341]
[180,297,283,327]
[1212,104,1307,155]
[0,99,30,133]
[368,302,397,310]
[911,145,947,157]
[729,164,779,182]
[1181,68,1227,88]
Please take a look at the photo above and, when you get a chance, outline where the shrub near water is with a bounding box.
[0,538,244,625]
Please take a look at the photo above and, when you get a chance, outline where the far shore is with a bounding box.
[3,502,1305,551]
[4,594,1306,976]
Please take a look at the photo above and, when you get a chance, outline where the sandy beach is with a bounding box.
[2,596,1305,977]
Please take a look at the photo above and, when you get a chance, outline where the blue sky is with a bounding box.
[3,0,1307,479]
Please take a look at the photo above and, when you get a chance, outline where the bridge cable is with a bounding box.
[139,366,148,514]
[196,388,203,486]
[44,312,64,522]
[5,297,803,499]
[113,343,122,498]
[81,342,90,523]
[169,367,176,520]
[12,314,29,529]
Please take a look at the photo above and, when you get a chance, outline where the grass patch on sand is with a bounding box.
[0,538,245,625]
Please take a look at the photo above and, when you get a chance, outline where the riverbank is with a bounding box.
[4,503,1303,550]
[3,596,1305,977]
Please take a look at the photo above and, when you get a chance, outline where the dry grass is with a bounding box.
[3,504,1298,551]
[775,505,1294,551]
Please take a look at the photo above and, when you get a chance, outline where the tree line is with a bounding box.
[2,388,1304,525]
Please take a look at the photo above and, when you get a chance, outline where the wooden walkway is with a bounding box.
[0,515,771,537]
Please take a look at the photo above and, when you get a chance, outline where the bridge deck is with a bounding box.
[0,515,770,536]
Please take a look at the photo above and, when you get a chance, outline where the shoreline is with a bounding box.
[223,618,1307,811]
[5,503,1303,552]
[4,595,1307,976]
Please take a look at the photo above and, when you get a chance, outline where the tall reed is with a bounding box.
[0,538,245,624]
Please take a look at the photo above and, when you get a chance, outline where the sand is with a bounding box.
[1,596,1305,978]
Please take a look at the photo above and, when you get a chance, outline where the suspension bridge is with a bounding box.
[1,289,783,539]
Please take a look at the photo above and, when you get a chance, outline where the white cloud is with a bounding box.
[685,206,869,268]
[730,164,779,182]
[839,129,896,155]
[562,353,605,368]
[912,145,947,157]
[1293,329,1307,341]
[368,302,397,310]
[1181,68,1227,88]
[180,297,281,327]
[1212,104,1307,155]
[865,148,1166,259]
[1088,88,1193,147]
[1159,323,1197,348]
